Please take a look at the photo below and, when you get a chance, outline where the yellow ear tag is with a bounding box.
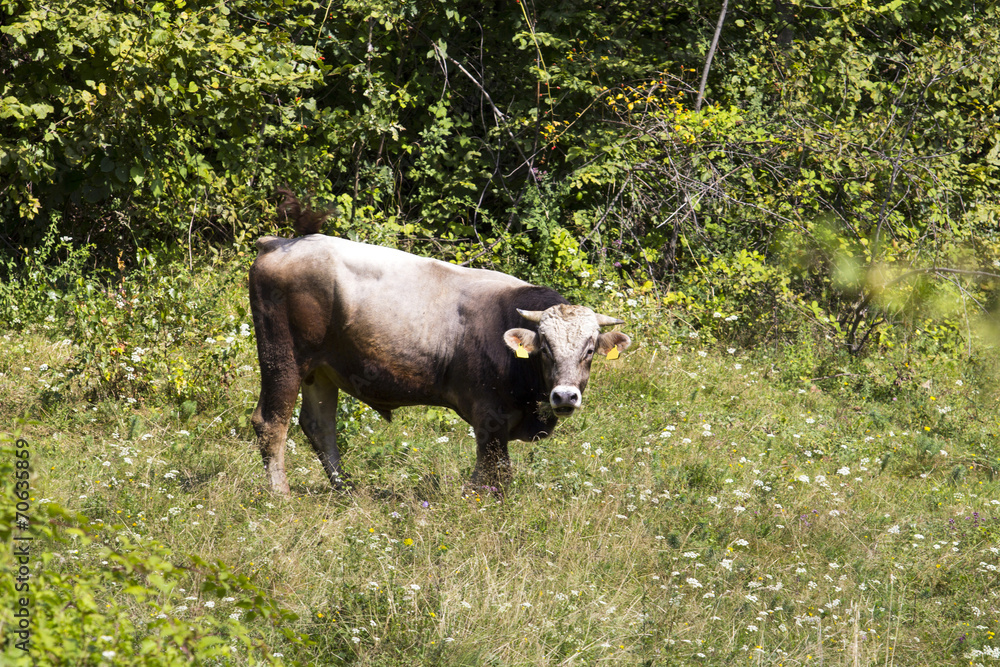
[516,344,530,359]
[606,346,620,360]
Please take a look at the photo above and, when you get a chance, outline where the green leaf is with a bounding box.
[31,103,54,119]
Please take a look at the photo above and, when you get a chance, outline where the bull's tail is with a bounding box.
[275,188,330,237]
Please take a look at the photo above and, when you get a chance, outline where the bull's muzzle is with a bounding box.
[550,385,582,417]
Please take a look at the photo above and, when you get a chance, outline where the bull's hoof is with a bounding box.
[462,480,508,501]
[328,471,354,493]
[267,469,291,495]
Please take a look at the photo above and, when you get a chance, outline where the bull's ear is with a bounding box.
[504,328,539,357]
[596,331,631,357]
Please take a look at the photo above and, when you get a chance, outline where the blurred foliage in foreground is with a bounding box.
[0,441,305,665]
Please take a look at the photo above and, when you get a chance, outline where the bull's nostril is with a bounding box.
[550,386,582,408]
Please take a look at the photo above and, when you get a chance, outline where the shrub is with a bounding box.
[0,440,306,665]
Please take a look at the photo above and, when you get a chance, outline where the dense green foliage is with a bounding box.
[3,0,999,354]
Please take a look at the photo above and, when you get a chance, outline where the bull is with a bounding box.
[249,193,631,494]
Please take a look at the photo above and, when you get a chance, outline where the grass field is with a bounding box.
[2,254,1000,666]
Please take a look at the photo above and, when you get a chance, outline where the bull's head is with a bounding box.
[503,304,631,417]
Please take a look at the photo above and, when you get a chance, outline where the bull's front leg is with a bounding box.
[469,406,516,494]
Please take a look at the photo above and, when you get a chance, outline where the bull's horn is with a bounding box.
[517,309,543,323]
[595,313,624,327]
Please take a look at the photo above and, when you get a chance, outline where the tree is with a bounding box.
[1,0,328,255]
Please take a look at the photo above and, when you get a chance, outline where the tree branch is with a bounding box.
[696,0,728,112]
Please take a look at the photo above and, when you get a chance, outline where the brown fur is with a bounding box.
[275,188,330,237]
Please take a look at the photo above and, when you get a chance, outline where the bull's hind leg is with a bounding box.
[251,368,300,495]
[299,368,349,490]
